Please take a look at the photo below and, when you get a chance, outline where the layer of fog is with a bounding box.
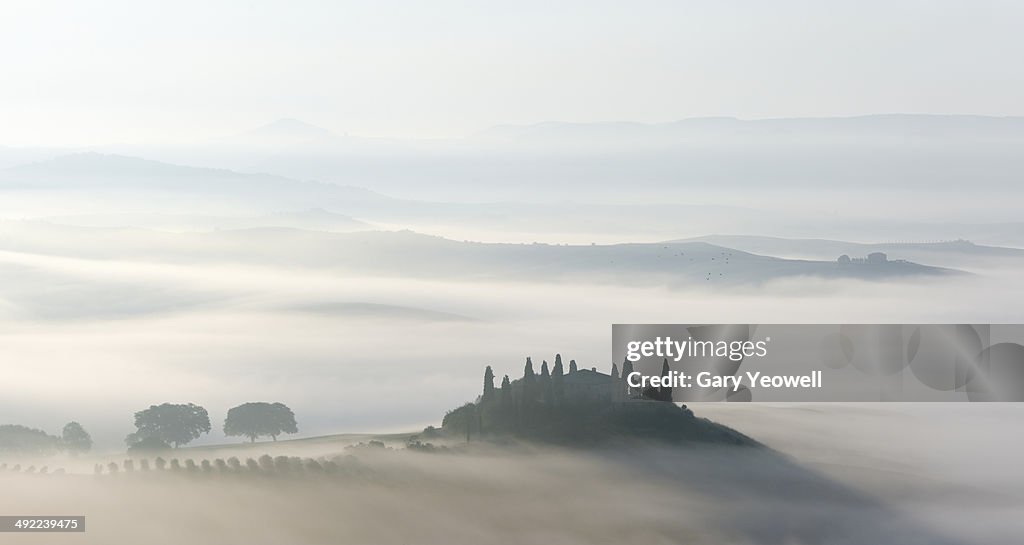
[5,191,1024,249]
[108,115,1024,209]
[699,403,1024,545]
[2,431,1017,544]
[0,136,1021,544]
[1,222,1022,450]
[1,218,1021,545]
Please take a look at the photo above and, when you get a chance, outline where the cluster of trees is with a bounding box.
[443,354,588,440]
[91,453,360,477]
[0,422,92,457]
[1,402,299,457]
[126,402,298,451]
[441,355,678,443]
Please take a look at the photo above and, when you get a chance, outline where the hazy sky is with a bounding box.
[2,0,1022,146]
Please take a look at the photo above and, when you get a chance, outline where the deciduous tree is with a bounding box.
[223,402,298,443]
[127,403,211,448]
[61,422,92,455]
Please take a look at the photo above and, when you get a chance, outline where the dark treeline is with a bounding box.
[0,422,93,457]
[440,354,755,446]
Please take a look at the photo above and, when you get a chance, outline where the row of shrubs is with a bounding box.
[1,440,447,478]
[91,453,364,476]
[0,463,66,474]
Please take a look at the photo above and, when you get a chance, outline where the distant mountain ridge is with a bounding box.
[41,208,371,232]
[474,114,1024,149]
[680,235,1024,263]
[0,152,390,211]
[219,118,341,148]
[193,113,1024,203]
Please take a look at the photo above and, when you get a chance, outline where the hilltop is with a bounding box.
[437,358,758,448]
[682,235,1024,263]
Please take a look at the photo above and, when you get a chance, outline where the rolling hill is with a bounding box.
[681,235,1024,265]
[0,223,957,285]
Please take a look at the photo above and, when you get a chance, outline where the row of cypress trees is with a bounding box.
[481,355,670,406]
[92,454,360,476]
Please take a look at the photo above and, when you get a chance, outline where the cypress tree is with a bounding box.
[540,360,552,404]
[621,359,634,398]
[483,365,496,401]
[500,374,511,406]
[569,359,578,373]
[610,362,621,402]
[523,357,536,403]
[660,358,673,402]
[551,358,565,404]
[501,374,512,426]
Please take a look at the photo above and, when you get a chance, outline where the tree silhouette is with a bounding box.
[500,374,511,406]
[223,402,298,442]
[551,358,565,404]
[540,360,552,404]
[641,359,674,401]
[482,366,496,401]
[621,359,634,398]
[660,358,673,402]
[127,403,211,448]
[258,454,274,471]
[0,424,60,455]
[569,359,578,373]
[523,357,536,402]
[61,422,92,455]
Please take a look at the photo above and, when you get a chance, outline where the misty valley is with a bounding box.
[6,0,1024,542]
[2,115,1023,545]
[1,365,1004,545]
